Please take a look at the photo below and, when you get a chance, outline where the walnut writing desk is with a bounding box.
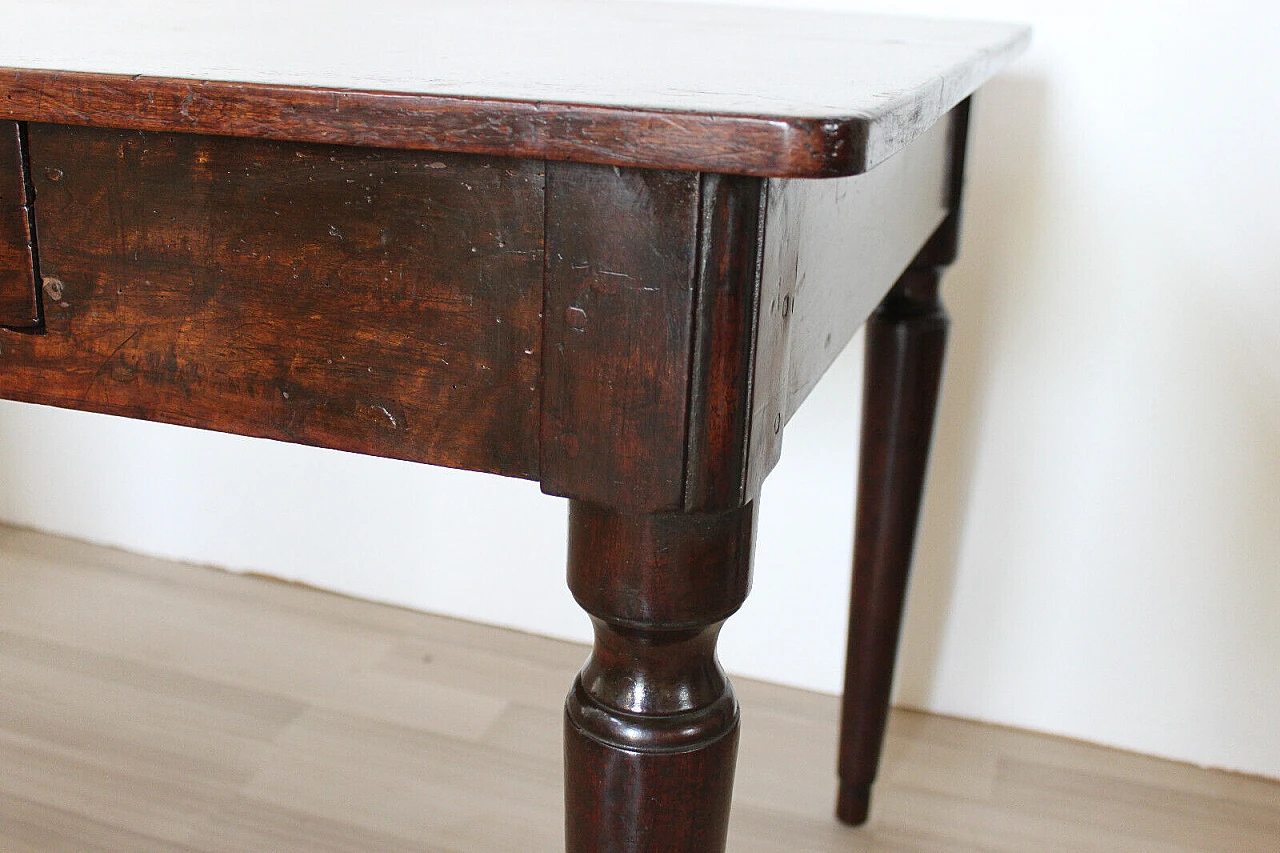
[0,2,1028,849]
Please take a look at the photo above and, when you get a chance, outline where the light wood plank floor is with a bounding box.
[1,524,1276,852]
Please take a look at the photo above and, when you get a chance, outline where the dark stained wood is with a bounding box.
[743,107,958,498]
[539,124,960,514]
[0,70,848,180]
[540,162,701,511]
[837,101,972,826]
[0,124,544,476]
[837,261,952,827]
[742,185,792,502]
[775,109,957,422]
[683,173,766,512]
[567,501,755,629]
[0,9,1028,177]
[0,9,1026,842]
[540,111,963,510]
[917,98,973,271]
[0,120,39,328]
[565,718,737,853]
[564,500,755,853]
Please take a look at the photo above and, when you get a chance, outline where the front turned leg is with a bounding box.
[564,500,755,853]
[837,264,950,825]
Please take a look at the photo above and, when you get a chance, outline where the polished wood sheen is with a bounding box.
[838,263,952,826]
[838,99,971,825]
[0,6,1033,848]
[777,110,958,419]
[0,120,38,327]
[541,165,701,510]
[1,124,544,476]
[683,173,765,512]
[565,502,755,853]
[0,1,1028,176]
[746,110,956,497]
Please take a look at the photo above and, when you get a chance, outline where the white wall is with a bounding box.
[2,0,1278,780]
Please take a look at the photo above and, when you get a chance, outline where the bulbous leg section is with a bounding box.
[563,501,755,853]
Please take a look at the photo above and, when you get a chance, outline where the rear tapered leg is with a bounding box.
[837,263,950,825]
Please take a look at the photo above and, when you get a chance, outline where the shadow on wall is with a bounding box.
[892,72,1052,706]
[1130,262,1280,763]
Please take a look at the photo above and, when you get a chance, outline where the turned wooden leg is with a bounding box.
[564,500,755,853]
[837,263,950,825]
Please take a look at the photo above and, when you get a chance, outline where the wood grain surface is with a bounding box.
[839,263,951,826]
[0,124,544,476]
[540,163,701,510]
[742,107,957,497]
[0,1,1028,176]
[836,98,972,828]
[1,104,959,503]
[683,173,766,512]
[772,109,956,421]
[2,524,1277,853]
[564,502,755,853]
[0,120,38,327]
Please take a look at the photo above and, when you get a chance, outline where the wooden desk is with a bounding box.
[0,2,1028,849]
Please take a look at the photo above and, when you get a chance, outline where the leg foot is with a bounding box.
[836,781,873,826]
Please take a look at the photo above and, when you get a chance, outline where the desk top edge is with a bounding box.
[0,2,1030,177]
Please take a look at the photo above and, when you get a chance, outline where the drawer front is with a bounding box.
[0,125,545,478]
[0,121,39,327]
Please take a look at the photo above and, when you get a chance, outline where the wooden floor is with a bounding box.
[1,525,1276,852]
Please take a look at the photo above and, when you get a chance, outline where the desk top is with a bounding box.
[0,1,1027,175]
